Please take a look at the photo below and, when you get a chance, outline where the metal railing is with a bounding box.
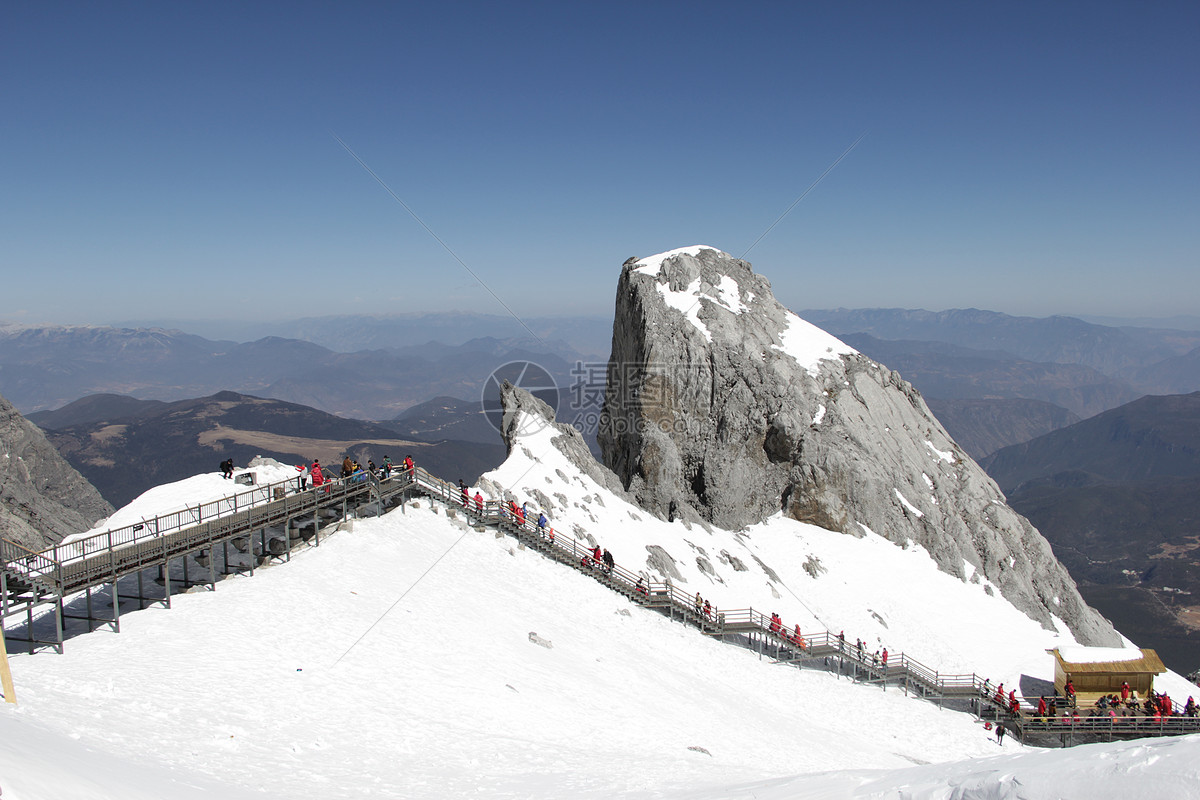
[0,467,418,594]
[7,459,1193,743]
[1017,713,1200,737]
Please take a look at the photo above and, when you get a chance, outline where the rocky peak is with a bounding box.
[598,246,1118,645]
[0,390,114,552]
[497,380,630,501]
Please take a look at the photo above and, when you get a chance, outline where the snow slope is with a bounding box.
[3,442,1199,797]
[488,414,1198,700]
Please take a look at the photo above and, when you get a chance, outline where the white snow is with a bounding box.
[812,404,826,426]
[5,418,1200,798]
[79,461,302,540]
[656,275,713,341]
[632,246,750,343]
[632,244,718,273]
[1058,646,1149,664]
[894,488,924,518]
[927,439,956,463]
[631,246,854,376]
[711,274,749,314]
[774,309,858,377]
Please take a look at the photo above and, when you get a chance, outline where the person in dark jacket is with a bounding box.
[220,459,234,479]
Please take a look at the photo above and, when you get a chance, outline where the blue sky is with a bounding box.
[3,1,1197,326]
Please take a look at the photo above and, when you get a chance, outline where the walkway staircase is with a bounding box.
[4,464,1197,745]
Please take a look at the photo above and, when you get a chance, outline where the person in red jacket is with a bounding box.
[1037,696,1048,718]
[474,492,484,513]
[881,648,889,667]
[1121,681,1130,702]
[311,460,326,492]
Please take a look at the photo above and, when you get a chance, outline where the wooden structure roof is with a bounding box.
[1052,648,1166,675]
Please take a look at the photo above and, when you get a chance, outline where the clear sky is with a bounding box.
[3,1,1197,326]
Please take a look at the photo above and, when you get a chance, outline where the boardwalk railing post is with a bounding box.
[54,597,64,654]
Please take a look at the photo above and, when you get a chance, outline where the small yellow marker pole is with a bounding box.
[0,627,16,704]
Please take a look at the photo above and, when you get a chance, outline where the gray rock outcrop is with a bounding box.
[0,390,114,553]
[597,246,1118,645]
[498,380,632,502]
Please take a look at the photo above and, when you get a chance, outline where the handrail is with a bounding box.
[0,466,416,590]
[0,458,1010,706]
[8,459,1187,735]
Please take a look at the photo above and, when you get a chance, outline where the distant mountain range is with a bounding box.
[802,307,1200,377]
[0,323,596,421]
[980,392,1200,672]
[802,310,1200,459]
[924,398,1081,463]
[30,391,505,508]
[107,312,614,358]
[9,308,1200,463]
[840,333,1138,418]
[380,395,503,445]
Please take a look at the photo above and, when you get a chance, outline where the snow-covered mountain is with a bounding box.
[4,412,1199,797]
[4,247,1199,798]
[599,246,1113,646]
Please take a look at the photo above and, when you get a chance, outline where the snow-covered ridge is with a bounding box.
[774,308,858,377]
[633,244,721,272]
[633,246,751,343]
[8,436,1200,797]
[631,246,854,376]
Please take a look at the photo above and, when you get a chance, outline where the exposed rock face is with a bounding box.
[0,390,113,552]
[598,246,1119,645]
[498,380,631,502]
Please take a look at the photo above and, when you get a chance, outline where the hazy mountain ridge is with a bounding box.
[35,391,505,507]
[107,312,614,358]
[0,324,593,420]
[841,333,1138,419]
[381,395,502,445]
[804,313,1200,458]
[802,307,1200,375]
[980,392,1200,671]
[982,392,1200,491]
[924,398,1081,461]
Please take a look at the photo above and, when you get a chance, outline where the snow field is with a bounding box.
[6,501,1007,799]
[5,433,1200,798]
